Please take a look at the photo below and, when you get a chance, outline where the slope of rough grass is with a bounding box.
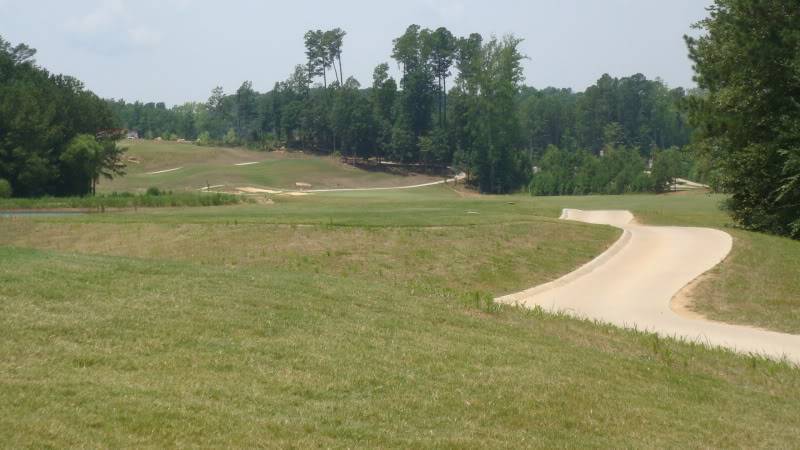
[1,245,799,448]
[1,188,799,447]
[100,140,437,193]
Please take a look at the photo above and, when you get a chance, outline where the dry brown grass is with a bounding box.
[0,219,615,296]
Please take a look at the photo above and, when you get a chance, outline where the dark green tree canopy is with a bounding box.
[686,0,800,238]
[0,35,122,197]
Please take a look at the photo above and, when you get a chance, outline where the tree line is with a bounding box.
[108,25,693,194]
[530,145,690,196]
[0,36,124,197]
[686,0,800,239]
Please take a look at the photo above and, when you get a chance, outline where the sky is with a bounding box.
[1,0,713,105]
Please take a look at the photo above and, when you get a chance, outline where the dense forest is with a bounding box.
[0,36,124,197]
[107,25,693,194]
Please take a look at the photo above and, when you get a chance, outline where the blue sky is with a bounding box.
[1,0,712,105]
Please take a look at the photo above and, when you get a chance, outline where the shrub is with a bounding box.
[146,186,162,196]
[261,133,281,151]
[197,131,211,146]
[0,179,11,198]
[223,128,238,146]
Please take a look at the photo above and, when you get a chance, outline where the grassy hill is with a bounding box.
[1,187,799,447]
[99,140,440,193]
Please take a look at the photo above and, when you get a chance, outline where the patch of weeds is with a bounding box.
[467,291,501,314]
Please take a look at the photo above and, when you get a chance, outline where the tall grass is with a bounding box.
[0,192,246,210]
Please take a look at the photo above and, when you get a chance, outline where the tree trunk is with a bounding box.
[443,76,447,126]
[439,77,443,126]
[338,55,343,85]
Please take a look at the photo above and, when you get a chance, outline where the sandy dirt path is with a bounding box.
[146,167,183,175]
[306,173,466,193]
[497,209,800,364]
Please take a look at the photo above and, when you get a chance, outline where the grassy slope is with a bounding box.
[1,187,799,447]
[526,192,800,334]
[100,140,438,193]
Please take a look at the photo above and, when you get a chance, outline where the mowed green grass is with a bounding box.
[99,140,438,193]
[1,187,800,447]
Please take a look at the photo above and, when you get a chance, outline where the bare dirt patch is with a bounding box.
[670,273,711,320]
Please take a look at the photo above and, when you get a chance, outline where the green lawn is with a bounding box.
[99,140,438,193]
[1,187,799,447]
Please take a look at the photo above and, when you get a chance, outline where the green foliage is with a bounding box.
[60,134,103,195]
[518,74,691,159]
[651,147,683,193]
[58,134,125,195]
[196,131,211,146]
[223,128,239,146]
[449,35,531,193]
[304,28,345,88]
[146,186,162,196]
[531,145,662,196]
[260,133,281,151]
[418,127,450,164]
[390,120,416,162]
[0,35,120,197]
[686,0,800,238]
[0,178,11,198]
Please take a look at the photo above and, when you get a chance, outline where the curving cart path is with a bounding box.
[497,209,800,364]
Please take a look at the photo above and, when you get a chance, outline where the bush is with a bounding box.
[261,133,281,151]
[223,128,238,146]
[0,179,11,198]
[196,131,211,146]
[0,178,11,198]
[146,186,162,196]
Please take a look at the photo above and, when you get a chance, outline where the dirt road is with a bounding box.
[497,209,800,364]
[305,172,466,193]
